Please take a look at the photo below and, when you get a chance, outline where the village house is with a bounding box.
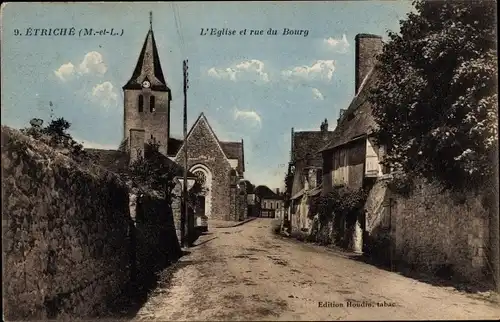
[244,180,261,217]
[255,186,284,218]
[287,120,336,234]
[319,33,389,253]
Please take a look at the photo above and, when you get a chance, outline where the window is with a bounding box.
[138,95,144,112]
[150,95,156,112]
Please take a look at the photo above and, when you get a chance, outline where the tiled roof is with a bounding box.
[320,67,379,152]
[255,185,279,198]
[167,137,184,157]
[220,141,244,173]
[123,28,170,92]
[85,149,129,175]
[86,146,193,177]
[292,130,336,162]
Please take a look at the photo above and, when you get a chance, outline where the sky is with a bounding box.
[1,1,414,190]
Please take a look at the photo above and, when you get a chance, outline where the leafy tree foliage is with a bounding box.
[370,0,498,190]
[21,117,90,162]
[129,141,178,197]
[129,140,202,204]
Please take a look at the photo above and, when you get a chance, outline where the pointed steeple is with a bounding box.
[123,12,170,92]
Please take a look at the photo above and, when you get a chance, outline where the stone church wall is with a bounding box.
[175,118,233,220]
[2,126,132,320]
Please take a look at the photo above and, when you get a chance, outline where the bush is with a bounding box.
[313,186,368,222]
[21,117,94,163]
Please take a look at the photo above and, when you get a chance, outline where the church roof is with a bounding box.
[86,146,193,178]
[167,137,184,156]
[85,149,130,175]
[220,141,245,173]
[123,26,170,92]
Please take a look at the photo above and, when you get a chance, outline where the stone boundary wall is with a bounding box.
[391,179,491,283]
[132,190,182,278]
[2,126,132,320]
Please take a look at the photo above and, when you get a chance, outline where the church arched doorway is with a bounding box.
[189,164,212,220]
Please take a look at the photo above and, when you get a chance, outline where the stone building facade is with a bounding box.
[170,113,246,221]
[287,120,335,234]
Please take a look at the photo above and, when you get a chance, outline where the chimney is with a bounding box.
[129,129,145,165]
[276,188,280,195]
[355,34,383,94]
[290,127,295,161]
[320,118,329,132]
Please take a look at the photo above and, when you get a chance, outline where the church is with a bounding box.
[89,15,247,222]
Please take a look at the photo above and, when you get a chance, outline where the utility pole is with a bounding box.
[182,59,189,247]
[491,151,500,292]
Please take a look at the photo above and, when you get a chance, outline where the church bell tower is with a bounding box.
[123,12,172,156]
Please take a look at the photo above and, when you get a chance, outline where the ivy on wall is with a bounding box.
[312,186,368,223]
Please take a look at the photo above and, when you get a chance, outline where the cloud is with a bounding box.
[208,59,269,83]
[91,81,118,108]
[54,51,107,81]
[78,51,107,75]
[282,60,336,82]
[54,62,75,81]
[324,34,350,53]
[312,88,324,100]
[234,108,262,127]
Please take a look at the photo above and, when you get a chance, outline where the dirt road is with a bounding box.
[133,218,499,321]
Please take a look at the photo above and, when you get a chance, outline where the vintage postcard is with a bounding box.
[1,1,499,321]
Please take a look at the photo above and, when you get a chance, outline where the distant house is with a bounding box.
[287,120,336,233]
[319,34,389,252]
[243,180,260,217]
[255,186,284,218]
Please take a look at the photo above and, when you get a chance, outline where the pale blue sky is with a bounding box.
[1,1,414,189]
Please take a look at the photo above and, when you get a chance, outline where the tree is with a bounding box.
[370,0,498,190]
[369,0,498,292]
[129,140,202,205]
[129,140,178,199]
[21,117,90,162]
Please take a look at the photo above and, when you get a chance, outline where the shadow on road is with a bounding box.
[277,231,494,295]
[192,236,218,247]
[106,250,194,319]
[347,253,494,295]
